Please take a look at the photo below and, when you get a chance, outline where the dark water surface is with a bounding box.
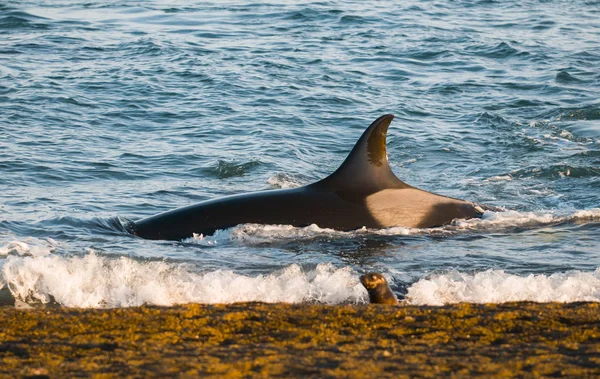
[1,0,600,307]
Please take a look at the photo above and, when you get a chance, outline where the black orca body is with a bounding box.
[131,115,486,241]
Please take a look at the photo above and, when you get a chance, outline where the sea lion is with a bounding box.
[360,272,399,305]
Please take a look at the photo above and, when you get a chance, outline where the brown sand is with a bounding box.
[1,302,599,378]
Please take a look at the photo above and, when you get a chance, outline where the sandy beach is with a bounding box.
[1,302,599,378]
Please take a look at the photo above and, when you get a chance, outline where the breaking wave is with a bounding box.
[1,252,366,308]
[406,268,600,305]
[1,243,599,307]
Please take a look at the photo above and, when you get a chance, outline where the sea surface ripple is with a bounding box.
[1,0,600,307]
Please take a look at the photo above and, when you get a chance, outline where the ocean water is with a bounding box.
[1,0,600,308]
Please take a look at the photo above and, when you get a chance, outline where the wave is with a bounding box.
[267,173,304,189]
[406,268,600,305]
[1,252,366,308]
[186,223,348,246]
[200,159,263,179]
[465,42,523,59]
[450,208,600,230]
[0,237,59,257]
[0,11,49,30]
[186,208,600,245]
[556,104,600,121]
[497,165,600,180]
[2,207,599,308]
[2,249,599,308]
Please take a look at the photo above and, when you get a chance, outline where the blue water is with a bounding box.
[1,0,600,307]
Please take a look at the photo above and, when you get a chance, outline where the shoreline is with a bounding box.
[1,302,599,377]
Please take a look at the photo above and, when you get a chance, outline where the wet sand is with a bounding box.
[1,302,599,378]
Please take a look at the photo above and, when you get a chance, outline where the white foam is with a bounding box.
[184,208,600,244]
[186,222,422,245]
[267,173,303,189]
[560,130,574,139]
[0,238,59,257]
[1,252,367,308]
[572,208,600,220]
[485,175,513,182]
[406,268,600,305]
[374,208,600,236]
[453,208,600,231]
[452,210,557,230]
[186,223,356,245]
[4,249,600,308]
[188,228,235,246]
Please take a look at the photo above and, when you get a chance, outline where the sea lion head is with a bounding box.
[360,272,399,305]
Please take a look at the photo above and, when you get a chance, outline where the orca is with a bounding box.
[130,114,488,241]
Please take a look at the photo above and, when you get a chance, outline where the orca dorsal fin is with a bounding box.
[312,114,410,193]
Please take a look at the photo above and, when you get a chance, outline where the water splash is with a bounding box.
[2,252,367,308]
[184,208,600,245]
[406,268,600,305]
[0,238,59,257]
